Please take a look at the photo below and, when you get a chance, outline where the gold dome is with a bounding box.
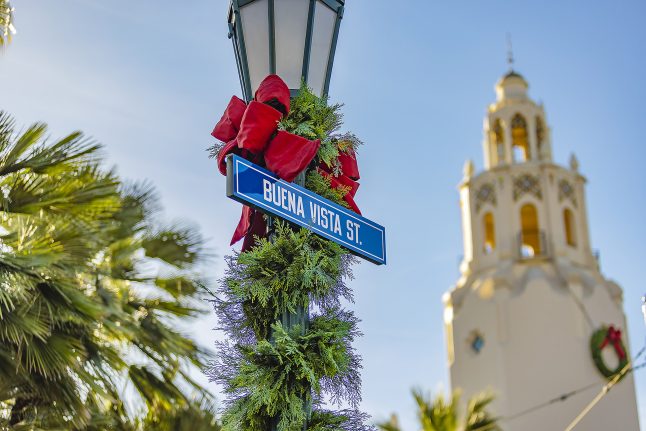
[498,70,528,88]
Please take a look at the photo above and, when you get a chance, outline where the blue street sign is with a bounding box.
[226,155,386,265]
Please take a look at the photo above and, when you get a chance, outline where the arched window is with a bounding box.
[535,116,545,159]
[520,203,541,256]
[492,119,505,165]
[511,114,530,162]
[483,212,496,254]
[563,208,576,247]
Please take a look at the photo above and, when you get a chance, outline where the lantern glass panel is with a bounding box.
[240,0,270,94]
[308,1,336,96]
[274,0,309,90]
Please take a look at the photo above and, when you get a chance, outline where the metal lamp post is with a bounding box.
[227,1,345,428]
[226,0,346,329]
[228,0,344,101]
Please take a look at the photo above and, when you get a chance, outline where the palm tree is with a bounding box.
[0,111,120,426]
[377,389,501,431]
[139,397,221,431]
[0,112,215,429]
[0,0,15,45]
[81,397,221,431]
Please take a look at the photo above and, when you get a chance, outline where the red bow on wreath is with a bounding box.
[599,325,626,360]
[211,75,361,251]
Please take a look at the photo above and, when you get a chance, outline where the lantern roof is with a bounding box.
[228,0,345,101]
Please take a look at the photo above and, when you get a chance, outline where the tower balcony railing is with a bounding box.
[517,229,550,260]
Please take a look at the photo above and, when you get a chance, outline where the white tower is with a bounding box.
[444,70,640,430]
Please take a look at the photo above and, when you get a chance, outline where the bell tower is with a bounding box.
[483,72,552,168]
[444,70,640,430]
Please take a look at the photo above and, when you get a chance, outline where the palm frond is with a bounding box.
[128,365,188,410]
[0,123,47,174]
[0,301,51,345]
[0,113,214,428]
[141,395,220,431]
[112,181,161,237]
[0,1,15,46]
[0,128,101,176]
[142,222,205,268]
[154,275,202,298]
[412,388,459,431]
[376,414,401,431]
[464,393,500,431]
[3,164,119,221]
[0,111,15,149]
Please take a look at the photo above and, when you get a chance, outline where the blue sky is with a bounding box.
[1,0,645,428]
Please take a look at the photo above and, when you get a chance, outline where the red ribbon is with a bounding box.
[211,75,361,250]
[599,325,626,360]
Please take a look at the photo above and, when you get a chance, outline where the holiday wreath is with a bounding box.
[590,325,628,379]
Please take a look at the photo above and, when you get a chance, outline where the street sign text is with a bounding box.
[226,155,386,265]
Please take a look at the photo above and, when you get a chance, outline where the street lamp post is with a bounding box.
[226,1,345,429]
[228,0,344,101]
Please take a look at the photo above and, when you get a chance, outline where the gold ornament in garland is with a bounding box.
[590,325,628,379]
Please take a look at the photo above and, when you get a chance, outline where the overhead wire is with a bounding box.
[393,359,645,431]
[493,289,645,430]
[564,283,595,329]
[409,295,645,431]
[503,381,600,422]
[465,338,646,431]
[563,339,646,431]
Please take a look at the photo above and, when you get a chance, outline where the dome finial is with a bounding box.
[463,159,475,180]
[506,33,515,71]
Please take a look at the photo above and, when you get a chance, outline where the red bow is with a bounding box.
[599,325,626,360]
[317,153,361,215]
[211,75,361,250]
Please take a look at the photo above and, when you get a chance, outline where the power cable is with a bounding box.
[466,293,645,431]
[466,339,646,431]
[564,283,595,329]
[460,382,607,431]
[563,340,646,431]
[389,358,644,431]
[503,381,600,422]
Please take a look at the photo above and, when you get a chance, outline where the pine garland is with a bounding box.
[209,86,372,431]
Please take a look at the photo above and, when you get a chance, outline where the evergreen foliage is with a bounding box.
[277,82,362,170]
[305,170,350,210]
[0,112,215,429]
[210,86,371,431]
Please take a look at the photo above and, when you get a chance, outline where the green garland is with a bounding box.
[590,326,628,379]
[210,85,370,431]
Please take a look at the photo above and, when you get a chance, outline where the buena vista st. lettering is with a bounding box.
[263,178,305,217]
[262,179,361,245]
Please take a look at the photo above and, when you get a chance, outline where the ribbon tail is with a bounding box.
[317,168,361,214]
[241,210,268,252]
[231,206,253,246]
[344,194,362,215]
[614,342,626,360]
